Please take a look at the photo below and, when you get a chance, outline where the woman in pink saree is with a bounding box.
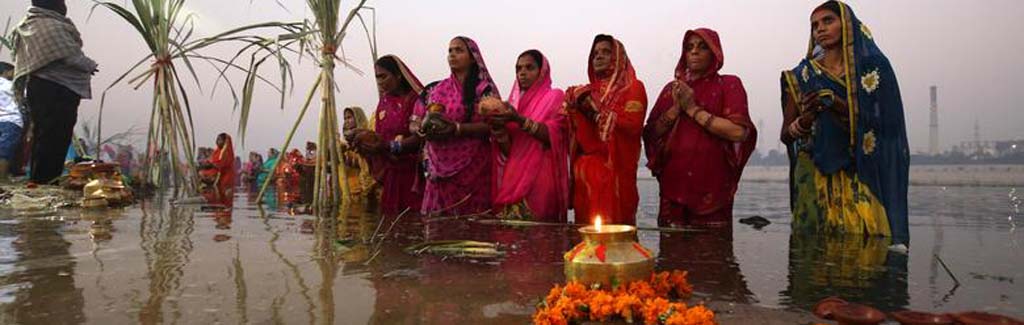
[410,36,499,216]
[489,50,569,222]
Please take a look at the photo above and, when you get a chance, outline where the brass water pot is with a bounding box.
[564,224,654,288]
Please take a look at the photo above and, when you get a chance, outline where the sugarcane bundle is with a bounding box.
[94,0,302,196]
[404,240,505,259]
[253,0,379,217]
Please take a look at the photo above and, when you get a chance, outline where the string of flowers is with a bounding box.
[533,270,717,325]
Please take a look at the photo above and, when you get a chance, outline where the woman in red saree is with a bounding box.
[276,148,304,205]
[643,28,757,228]
[565,35,647,225]
[490,50,569,222]
[201,133,235,207]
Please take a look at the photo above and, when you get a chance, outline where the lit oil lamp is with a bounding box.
[564,216,655,288]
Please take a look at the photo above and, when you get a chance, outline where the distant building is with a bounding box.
[993,140,1024,158]
[929,86,939,155]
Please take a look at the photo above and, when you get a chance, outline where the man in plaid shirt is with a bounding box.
[11,0,98,184]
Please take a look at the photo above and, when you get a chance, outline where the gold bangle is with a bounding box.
[689,108,705,120]
[701,112,715,129]
[660,112,676,125]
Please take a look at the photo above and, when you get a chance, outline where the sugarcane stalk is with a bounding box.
[255,74,323,204]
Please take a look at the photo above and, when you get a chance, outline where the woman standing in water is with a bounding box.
[780,1,910,246]
[256,148,279,189]
[355,55,425,217]
[206,133,236,207]
[565,35,647,225]
[410,36,499,216]
[490,50,569,222]
[644,28,757,229]
[241,151,263,190]
[178,133,235,207]
[341,106,376,200]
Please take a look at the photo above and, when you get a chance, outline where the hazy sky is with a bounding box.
[2,0,1022,154]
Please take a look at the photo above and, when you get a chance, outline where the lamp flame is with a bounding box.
[595,216,602,232]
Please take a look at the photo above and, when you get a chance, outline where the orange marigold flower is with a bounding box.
[650,272,674,297]
[544,284,563,306]
[681,305,717,325]
[669,270,694,298]
[640,297,671,325]
[562,282,588,300]
[665,312,687,325]
[613,293,642,323]
[554,296,585,321]
[632,281,657,300]
[586,291,617,321]
[661,302,695,325]
[532,307,568,325]
[537,269,707,325]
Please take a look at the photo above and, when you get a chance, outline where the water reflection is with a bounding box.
[657,228,755,303]
[0,211,85,324]
[232,243,249,324]
[315,211,341,325]
[257,206,317,324]
[780,233,909,311]
[367,217,572,324]
[137,205,195,324]
[0,182,1018,323]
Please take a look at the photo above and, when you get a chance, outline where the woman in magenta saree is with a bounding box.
[643,28,757,228]
[366,55,425,217]
[490,50,569,222]
[412,36,499,216]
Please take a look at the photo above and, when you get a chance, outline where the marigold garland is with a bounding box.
[533,270,715,325]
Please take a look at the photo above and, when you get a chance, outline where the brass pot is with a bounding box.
[564,224,654,288]
[83,178,131,206]
[82,197,109,209]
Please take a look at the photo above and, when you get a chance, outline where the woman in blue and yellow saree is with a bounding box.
[780,1,910,246]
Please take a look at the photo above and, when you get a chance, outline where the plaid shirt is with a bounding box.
[12,7,96,99]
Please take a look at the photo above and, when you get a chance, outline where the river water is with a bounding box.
[0,180,1020,324]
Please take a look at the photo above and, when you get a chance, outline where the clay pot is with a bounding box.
[952,311,1024,325]
[213,234,232,242]
[814,296,849,319]
[890,310,954,325]
[831,303,885,325]
[69,163,93,178]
